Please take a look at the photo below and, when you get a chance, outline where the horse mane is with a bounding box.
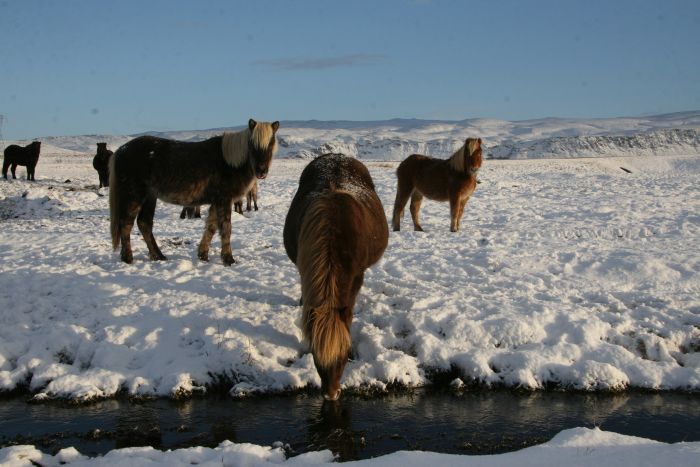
[297,193,351,369]
[448,138,481,173]
[221,122,277,168]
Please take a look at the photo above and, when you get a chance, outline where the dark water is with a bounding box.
[1,390,699,461]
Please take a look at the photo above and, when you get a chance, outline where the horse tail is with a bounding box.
[108,149,120,249]
[298,192,352,370]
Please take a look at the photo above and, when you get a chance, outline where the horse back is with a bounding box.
[284,154,388,269]
[398,154,452,200]
[113,135,244,205]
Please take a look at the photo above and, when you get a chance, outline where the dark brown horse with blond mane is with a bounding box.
[3,141,41,180]
[284,153,388,400]
[110,119,279,265]
[392,138,482,232]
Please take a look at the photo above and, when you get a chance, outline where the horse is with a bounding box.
[179,206,201,219]
[392,138,482,232]
[234,180,258,214]
[185,180,257,218]
[3,141,41,180]
[92,142,113,188]
[283,153,389,400]
[109,118,279,265]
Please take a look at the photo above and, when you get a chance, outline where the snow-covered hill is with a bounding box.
[4,111,700,161]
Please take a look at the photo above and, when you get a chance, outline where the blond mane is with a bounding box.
[448,139,481,172]
[221,122,277,168]
[298,195,351,369]
[448,144,467,172]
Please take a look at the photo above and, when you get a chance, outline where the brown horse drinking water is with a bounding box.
[392,138,482,232]
[283,154,389,400]
[110,119,279,265]
[3,141,41,180]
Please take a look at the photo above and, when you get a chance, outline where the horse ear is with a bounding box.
[477,138,482,145]
[271,121,280,133]
[248,119,257,131]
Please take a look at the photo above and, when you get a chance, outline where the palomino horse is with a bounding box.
[110,119,279,265]
[3,141,41,180]
[284,153,389,400]
[93,142,113,188]
[392,138,482,232]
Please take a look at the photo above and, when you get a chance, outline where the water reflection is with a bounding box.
[0,390,698,460]
[305,400,358,460]
[115,403,162,449]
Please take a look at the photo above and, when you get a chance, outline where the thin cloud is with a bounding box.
[252,54,387,71]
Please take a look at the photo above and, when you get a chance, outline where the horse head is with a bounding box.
[306,303,352,401]
[247,119,279,180]
[464,137,482,174]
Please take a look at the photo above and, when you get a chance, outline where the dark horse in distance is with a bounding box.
[3,141,41,180]
[93,142,113,188]
[110,119,279,265]
[283,154,389,400]
[392,138,482,232]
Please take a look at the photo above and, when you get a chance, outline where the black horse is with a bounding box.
[93,142,113,188]
[3,141,41,180]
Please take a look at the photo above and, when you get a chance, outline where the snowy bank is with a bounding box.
[0,154,699,400]
[1,428,699,467]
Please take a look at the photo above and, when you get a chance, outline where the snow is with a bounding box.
[0,149,698,399]
[1,428,698,466]
[1,116,699,465]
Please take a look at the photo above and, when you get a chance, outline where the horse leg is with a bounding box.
[194,206,201,218]
[456,198,468,231]
[391,181,413,231]
[119,202,140,264]
[137,196,166,261]
[179,207,187,219]
[216,200,235,266]
[2,160,9,179]
[409,191,424,231]
[233,200,242,214]
[198,206,218,262]
[253,190,258,211]
[10,163,17,179]
[246,191,252,211]
[449,194,460,232]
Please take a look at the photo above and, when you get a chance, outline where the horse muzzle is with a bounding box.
[323,388,341,401]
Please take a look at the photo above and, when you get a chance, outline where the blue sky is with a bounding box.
[1,0,699,139]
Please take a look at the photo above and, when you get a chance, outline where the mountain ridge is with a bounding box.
[5,111,700,160]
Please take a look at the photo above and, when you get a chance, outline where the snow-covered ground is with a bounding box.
[0,151,698,399]
[2,427,699,466]
[1,135,699,465]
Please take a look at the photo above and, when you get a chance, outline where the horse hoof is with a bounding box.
[221,254,236,266]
